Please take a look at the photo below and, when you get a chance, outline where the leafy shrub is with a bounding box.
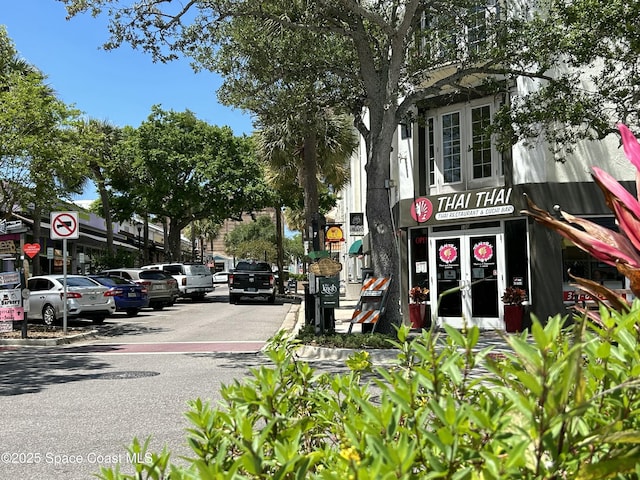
[295,324,397,349]
[97,307,640,479]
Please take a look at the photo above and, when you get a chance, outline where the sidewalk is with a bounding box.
[286,295,517,363]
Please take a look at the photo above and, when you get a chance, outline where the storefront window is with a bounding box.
[504,219,529,292]
[410,228,429,290]
[562,236,625,289]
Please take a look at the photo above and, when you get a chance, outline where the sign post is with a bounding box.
[20,243,40,338]
[50,212,79,333]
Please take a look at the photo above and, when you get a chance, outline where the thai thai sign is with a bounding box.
[410,187,515,224]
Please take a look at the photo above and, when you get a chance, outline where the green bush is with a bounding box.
[97,305,640,479]
[295,324,397,349]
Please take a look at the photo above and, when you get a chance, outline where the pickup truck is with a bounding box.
[228,261,276,304]
[142,263,213,301]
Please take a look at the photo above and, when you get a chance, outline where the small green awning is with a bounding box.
[348,239,363,255]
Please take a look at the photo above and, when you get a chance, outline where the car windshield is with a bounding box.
[161,265,183,275]
[140,270,169,280]
[59,276,100,287]
[235,262,272,272]
[185,265,210,275]
[92,276,131,286]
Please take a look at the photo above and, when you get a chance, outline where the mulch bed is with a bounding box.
[0,325,89,339]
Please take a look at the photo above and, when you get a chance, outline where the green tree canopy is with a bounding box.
[224,215,277,264]
[0,27,86,274]
[491,0,640,154]
[73,119,123,256]
[112,105,271,260]
[0,27,85,215]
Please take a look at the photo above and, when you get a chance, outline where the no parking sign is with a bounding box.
[50,211,79,240]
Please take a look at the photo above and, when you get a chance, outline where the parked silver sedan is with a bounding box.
[27,275,116,325]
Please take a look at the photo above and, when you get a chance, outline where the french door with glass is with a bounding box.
[429,228,505,329]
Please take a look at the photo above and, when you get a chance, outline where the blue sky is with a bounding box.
[2,1,254,199]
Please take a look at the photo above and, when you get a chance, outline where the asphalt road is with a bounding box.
[0,286,298,479]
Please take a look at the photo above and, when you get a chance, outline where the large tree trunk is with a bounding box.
[364,107,402,333]
[168,216,192,262]
[143,214,149,265]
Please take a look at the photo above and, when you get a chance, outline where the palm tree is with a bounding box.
[185,218,221,262]
[257,111,357,249]
[73,119,123,256]
[257,111,357,291]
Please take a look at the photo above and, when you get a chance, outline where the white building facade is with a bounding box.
[337,76,634,329]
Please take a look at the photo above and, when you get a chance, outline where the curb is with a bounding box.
[280,301,401,364]
[0,329,98,347]
[293,344,400,364]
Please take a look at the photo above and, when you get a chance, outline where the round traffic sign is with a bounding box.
[51,212,79,239]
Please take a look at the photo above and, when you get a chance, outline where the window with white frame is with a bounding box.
[425,100,501,190]
[420,0,499,64]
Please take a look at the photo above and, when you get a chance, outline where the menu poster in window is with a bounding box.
[415,261,427,273]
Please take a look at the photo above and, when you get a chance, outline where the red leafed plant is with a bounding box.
[409,286,429,303]
[522,124,640,324]
[502,287,527,306]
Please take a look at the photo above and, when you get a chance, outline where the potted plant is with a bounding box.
[502,286,526,333]
[408,286,429,329]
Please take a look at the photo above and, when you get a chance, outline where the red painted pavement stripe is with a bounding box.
[62,342,266,354]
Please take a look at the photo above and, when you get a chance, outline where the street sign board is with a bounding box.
[50,211,79,240]
[317,276,340,307]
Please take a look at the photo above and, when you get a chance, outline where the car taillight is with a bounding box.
[139,281,152,288]
[104,289,123,297]
[181,278,187,286]
[60,292,82,300]
[229,274,234,284]
[140,287,148,294]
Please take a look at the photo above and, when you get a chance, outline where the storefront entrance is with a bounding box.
[429,228,505,329]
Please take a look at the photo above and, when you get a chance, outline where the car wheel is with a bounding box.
[268,293,276,304]
[92,316,106,325]
[152,303,164,311]
[229,294,238,305]
[125,308,139,317]
[42,304,56,326]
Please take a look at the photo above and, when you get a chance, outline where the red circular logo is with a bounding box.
[439,244,458,264]
[473,242,494,262]
[411,197,433,223]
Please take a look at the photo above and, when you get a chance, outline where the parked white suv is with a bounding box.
[141,263,214,300]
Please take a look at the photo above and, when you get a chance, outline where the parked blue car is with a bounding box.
[89,275,149,317]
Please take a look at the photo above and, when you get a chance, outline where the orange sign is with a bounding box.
[325,226,344,242]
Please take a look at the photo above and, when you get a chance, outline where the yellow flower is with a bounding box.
[340,446,361,463]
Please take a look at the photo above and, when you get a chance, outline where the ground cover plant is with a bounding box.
[295,324,398,349]
[97,311,640,479]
